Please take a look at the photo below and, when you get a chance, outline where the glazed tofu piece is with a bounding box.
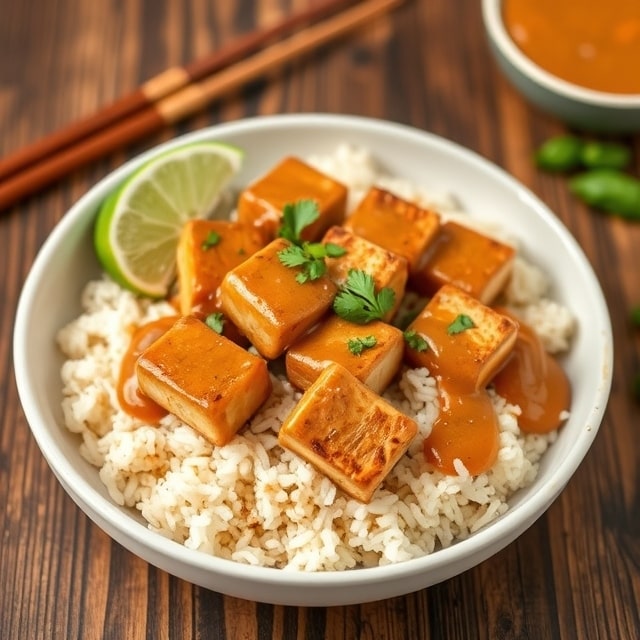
[237,156,348,242]
[344,187,440,274]
[279,363,417,503]
[176,219,264,316]
[136,315,272,446]
[322,226,408,321]
[410,220,516,304]
[285,315,404,393]
[404,284,518,390]
[220,238,338,359]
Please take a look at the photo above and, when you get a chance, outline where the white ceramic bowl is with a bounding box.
[482,0,640,133]
[14,114,612,606]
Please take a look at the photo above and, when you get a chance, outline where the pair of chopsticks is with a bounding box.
[0,0,403,211]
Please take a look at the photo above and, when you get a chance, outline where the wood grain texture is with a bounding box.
[1,1,638,638]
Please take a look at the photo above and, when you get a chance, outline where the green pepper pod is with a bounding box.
[569,169,640,220]
[580,141,632,170]
[535,135,585,172]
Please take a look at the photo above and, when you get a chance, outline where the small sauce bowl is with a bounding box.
[482,0,640,133]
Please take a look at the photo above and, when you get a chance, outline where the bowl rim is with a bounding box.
[482,0,640,108]
[13,113,614,599]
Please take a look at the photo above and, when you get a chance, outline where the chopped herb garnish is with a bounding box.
[631,306,640,327]
[278,239,346,284]
[403,329,428,352]
[333,269,395,324]
[278,200,319,245]
[276,200,347,284]
[201,230,221,250]
[205,312,225,334]
[324,242,347,258]
[447,314,475,335]
[347,335,377,356]
[237,247,246,256]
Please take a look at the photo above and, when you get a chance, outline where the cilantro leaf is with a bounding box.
[324,243,347,258]
[277,243,329,283]
[447,314,475,335]
[376,288,396,317]
[205,312,225,334]
[304,242,329,259]
[306,258,326,281]
[277,245,310,268]
[333,269,395,324]
[347,335,377,356]
[201,230,221,250]
[276,200,348,285]
[279,200,320,245]
[403,329,429,352]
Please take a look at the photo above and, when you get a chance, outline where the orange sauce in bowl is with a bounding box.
[503,0,640,94]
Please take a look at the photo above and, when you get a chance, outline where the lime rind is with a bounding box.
[94,141,243,297]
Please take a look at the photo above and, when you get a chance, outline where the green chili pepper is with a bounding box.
[569,169,640,220]
[631,306,640,328]
[580,141,632,170]
[535,135,584,172]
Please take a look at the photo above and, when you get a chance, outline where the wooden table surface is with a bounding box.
[1,1,639,638]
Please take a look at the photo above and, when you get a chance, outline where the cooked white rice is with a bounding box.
[57,146,574,571]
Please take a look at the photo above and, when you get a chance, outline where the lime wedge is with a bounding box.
[94,141,243,297]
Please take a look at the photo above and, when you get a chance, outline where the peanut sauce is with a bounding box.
[423,381,500,476]
[416,303,570,475]
[117,316,178,423]
[503,0,640,94]
[410,311,506,477]
[492,314,571,434]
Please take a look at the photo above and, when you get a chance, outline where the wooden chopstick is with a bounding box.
[0,0,359,183]
[0,0,403,211]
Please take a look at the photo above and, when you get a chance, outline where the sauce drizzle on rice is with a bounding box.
[57,146,575,571]
[117,316,177,422]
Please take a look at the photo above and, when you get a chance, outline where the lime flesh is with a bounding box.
[94,141,243,297]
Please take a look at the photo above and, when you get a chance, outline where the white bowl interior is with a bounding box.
[13,114,613,606]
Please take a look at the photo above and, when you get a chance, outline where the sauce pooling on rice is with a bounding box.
[492,311,572,434]
[117,316,177,422]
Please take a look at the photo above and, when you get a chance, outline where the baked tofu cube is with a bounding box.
[219,238,338,359]
[404,284,517,390]
[279,363,417,503]
[410,220,516,304]
[176,220,264,316]
[322,226,408,321]
[345,187,440,274]
[237,156,348,242]
[285,316,404,393]
[136,315,272,446]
